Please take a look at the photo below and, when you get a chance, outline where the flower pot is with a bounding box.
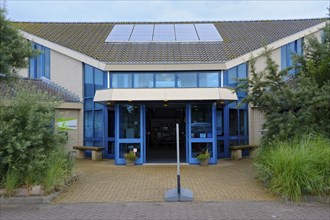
[200,160,209,166]
[126,160,135,166]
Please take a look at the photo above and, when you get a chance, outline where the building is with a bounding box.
[14,19,326,165]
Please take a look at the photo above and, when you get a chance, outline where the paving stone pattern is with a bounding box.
[1,201,329,220]
[53,158,276,203]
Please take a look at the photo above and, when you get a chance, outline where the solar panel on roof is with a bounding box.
[153,24,175,42]
[130,24,154,41]
[105,25,133,42]
[105,23,223,42]
[195,23,222,41]
[175,24,199,41]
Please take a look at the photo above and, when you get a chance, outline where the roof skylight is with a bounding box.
[105,23,222,42]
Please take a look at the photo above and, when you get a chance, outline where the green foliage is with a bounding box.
[236,25,330,142]
[0,80,67,188]
[124,151,137,162]
[0,9,35,80]
[254,135,330,202]
[196,150,210,161]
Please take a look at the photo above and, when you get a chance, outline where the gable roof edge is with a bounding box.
[224,21,327,69]
[19,30,107,70]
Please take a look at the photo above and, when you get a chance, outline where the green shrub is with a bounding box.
[0,80,72,191]
[255,135,330,202]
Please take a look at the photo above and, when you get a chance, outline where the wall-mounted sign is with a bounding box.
[57,118,77,130]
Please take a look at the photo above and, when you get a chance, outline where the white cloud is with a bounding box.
[5,0,329,22]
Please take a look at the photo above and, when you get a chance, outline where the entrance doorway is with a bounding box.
[146,105,186,163]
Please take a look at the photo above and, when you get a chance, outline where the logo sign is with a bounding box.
[57,118,77,131]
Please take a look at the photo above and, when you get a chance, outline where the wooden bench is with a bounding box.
[73,146,104,161]
[229,145,259,160]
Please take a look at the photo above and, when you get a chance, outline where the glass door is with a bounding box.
[115,104,144,165]
[188,103,217,164]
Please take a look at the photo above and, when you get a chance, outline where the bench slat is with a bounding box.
[229,145,258,150]
[73,146,104,151]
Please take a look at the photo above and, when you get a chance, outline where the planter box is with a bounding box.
[200,160,209,166]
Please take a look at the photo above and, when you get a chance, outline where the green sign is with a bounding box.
[57,118,77,131]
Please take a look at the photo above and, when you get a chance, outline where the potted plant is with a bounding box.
[196,149,210,166]
[124,150,137,166]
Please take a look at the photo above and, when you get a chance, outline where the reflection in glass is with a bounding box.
[229,109,238,136]
[216,109,224,136]
[112,73,132,88]
[177,73,197,88]
[119,105,140,139]
[84,111,93,137]
[239,109,248,136]
[199,72,219,87]
[217,140,225,154]
[191,104,212,138]
[94,110,103,138]
[134,73,154,88]
[155,73,175,88]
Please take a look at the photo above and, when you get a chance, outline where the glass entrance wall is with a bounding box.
[188,103,217,164]
[115,104,144,165]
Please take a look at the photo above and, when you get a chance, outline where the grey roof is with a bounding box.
[0,78,80,103]
[14,19,326,64]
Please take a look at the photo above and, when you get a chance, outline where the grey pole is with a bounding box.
[164,123,193,202]
[176,123,181,195]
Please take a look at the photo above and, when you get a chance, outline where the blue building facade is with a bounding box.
[82,63,249,165]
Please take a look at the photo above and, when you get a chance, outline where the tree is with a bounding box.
[236,24,330,143]
[0,8,34,80]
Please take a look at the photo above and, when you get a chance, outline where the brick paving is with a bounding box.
[1,201,329,220]
[53,158,276,203]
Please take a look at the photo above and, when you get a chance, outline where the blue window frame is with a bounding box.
[281,39,303,74]
[29,43,50,79]
[115,104,145,165]
[188,103,217,164]
[83,64,108,157]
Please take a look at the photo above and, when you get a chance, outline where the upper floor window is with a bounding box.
[29,43,50,79]
[110,71,220,88]
[281,39,303,74]
[225,63,247,87]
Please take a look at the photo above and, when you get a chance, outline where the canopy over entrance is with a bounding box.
[94,88,238,103]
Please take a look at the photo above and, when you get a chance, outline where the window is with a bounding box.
[229,109,238,136]
[155,73,175,88]
[112,73,132,88]
[83,64,107,150]
[199,72,219,87]
[177,73,197,88]
[191,104,213,138]
[29,43,50,79]
[281,39,303,74]
[134,73,154,88]
[239,109,248,136]
[226,63,247,87]
[119,105,140,139]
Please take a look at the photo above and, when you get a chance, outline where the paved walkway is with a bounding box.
[1,201,329,220]
[53,158,276,203]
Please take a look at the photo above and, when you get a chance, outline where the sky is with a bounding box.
[2,0,329,22]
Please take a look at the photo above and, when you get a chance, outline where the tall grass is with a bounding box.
[5,169,20,196]
[255,135,330,202]
[43,149,74,194]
